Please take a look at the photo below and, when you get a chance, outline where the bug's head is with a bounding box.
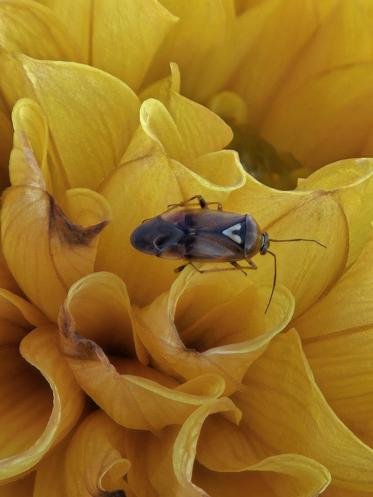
[130,216,184,258]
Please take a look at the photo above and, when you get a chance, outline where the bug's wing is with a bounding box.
[184,232,242,261]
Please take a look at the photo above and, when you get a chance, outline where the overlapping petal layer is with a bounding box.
[1,98,111,321]
[134,267,294,394]
[0,0,78,61]
[0,326,84,482]
[235,330,373,491]
[59,274,228,431]
[260,0,373,167]
[0,52,140,192]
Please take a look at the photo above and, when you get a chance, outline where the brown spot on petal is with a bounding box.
[48,193,108,246]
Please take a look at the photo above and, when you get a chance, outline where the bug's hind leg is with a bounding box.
[167,195,222,211]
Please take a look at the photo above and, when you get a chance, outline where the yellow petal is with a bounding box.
[0,289,47,346]
[64,271,141,360]
[65,411,130,497]
[2,120,111,321]
[297,158,373,265]
[88,0,176,90]
[126,397,240,497]
[0,326,84,482]
[97,152,244,305]
[228,182,348,317]
[134,266,294,394]
[145,0,234,93]
[261,0,373,168]
[34,438,69,497]
[160,397,328,497]
[59,305,226,431]
[0,52,140,191]
[233,0,320,127]
[0,0,78,60]
[140,94,232,163]
[38,0,176,90]
[236,329,373,491]
[304,327,373,448]
[295,234,373,338]
[193,456,330,497]
[0,473,35,497]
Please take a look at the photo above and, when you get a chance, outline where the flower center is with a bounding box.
[229,123,312,189]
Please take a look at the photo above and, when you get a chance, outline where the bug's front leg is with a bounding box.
[167,195,222,211]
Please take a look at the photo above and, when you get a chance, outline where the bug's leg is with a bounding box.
[167,195,223,211]
[245,259,257,270]
[167,195,207,211]
[230,261,247,275]
[203,201,223,211]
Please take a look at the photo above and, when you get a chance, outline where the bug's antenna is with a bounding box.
[270,237,327,249]
[265,250,277,314]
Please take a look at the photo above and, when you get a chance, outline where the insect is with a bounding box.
[130,195,326,313]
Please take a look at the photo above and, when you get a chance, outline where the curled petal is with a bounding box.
[134,267,294,394]
[0,326,84,482]
[0,52,140,191]
[2,112,111,321]
[64,271,139,358]
[189,406,331,497]
[193,454,330,497]
[140,92,232,163]
[65,411,130,497]
[0,0,78,60]
[59,306,226,431]
[236,329,373,491]
[126,397,240,497]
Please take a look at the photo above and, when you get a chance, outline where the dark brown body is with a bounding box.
[130,207,263,262]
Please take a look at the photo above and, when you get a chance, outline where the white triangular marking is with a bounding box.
[222,223,242,244]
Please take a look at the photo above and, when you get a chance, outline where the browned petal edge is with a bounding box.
[48,193,109,246]
[58,304,106,362]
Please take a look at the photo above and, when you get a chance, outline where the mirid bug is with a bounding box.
[130,195,326,312]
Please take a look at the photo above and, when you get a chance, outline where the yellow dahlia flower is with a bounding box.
[0,2,372,497]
